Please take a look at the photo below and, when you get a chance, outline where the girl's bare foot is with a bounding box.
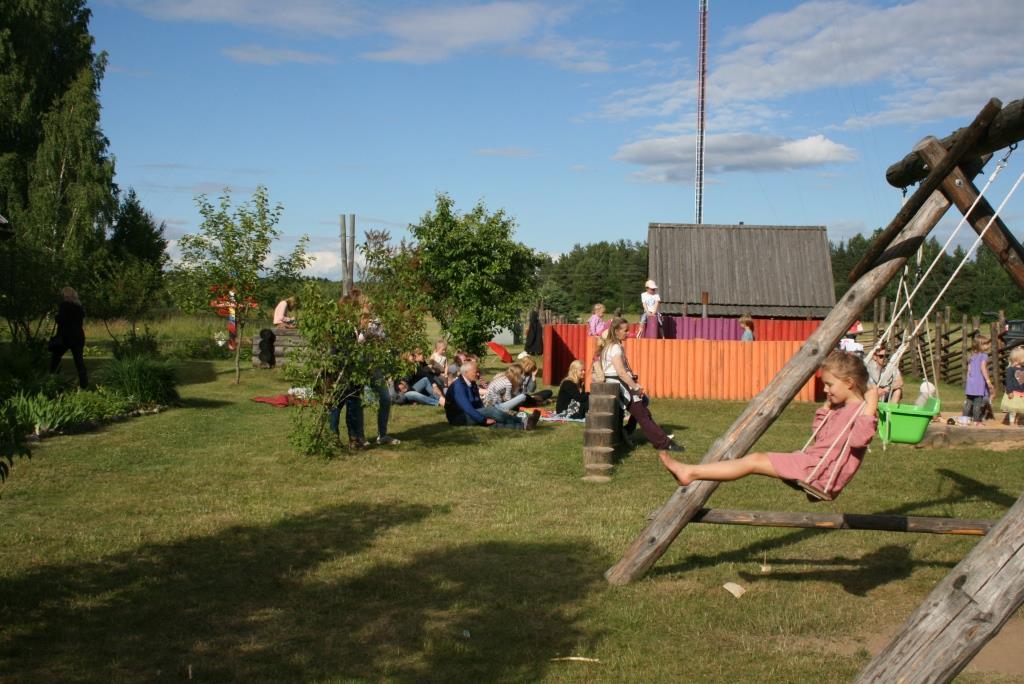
[659,451,693,486]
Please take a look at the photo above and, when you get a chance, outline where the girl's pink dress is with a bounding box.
[767,401,877,496]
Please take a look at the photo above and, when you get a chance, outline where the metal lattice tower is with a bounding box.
[694,0,708,224]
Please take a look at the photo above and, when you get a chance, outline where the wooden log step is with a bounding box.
[583,446,615,466]
[589,394,618,414]
[692,508,993,536]
[585,463,614,475]
[590,381,622,397]
[584,428,618,448]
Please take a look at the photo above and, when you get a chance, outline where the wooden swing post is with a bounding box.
[856,489,1024,683]
[606,98,1008,587]
[605,173,974,585]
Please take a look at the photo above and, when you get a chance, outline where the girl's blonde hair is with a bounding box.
[596,317,629,358]
[738,313,753,329]
[61,286,80,305]
[1009,346,1024,366]
[434,339,447,352]
[972,335,991,353]
[519,355,538,375]
[565,359,585,385]
[822,350,869,395]
[592,303,605,314]
[499,363,525,393]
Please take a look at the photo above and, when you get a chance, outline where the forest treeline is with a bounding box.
[536,231,1023,320]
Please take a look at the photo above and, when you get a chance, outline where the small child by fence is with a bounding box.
[964,335,994,425]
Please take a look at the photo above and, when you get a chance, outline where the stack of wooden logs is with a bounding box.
[582,382,623,482]
[250,327,308,368]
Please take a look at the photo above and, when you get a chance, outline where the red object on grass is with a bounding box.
[487,341,513,363]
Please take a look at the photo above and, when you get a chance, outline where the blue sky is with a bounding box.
[91,0,1024,277]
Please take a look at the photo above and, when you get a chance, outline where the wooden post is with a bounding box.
[605,173,967,586]
[339,214,349,297]
[873,297,880,347]
[692,509,992,536]
[849,99,1003,284]
[962,314,970,386]
[909,316,921,378]
[880,296,888,340]
[990,320,1002,399]
[918,142,1024,292]
[886,96,1024,188]
[347,214,356,292]
[855,489,1024,683]
[700,291,709,319]
[933,312,943,384]
[583,382,622,482]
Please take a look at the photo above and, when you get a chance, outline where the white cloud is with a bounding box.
[614,132,855,183]
[362,2,547,63]
[516,35,612,73]
[222,44,334,65]
[121,0,362,36]
[474,147,537,158]
[598,0,1023,131]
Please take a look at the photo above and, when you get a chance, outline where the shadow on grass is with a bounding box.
[175,360,219,386]
[389,414,547,447]
[177,397,234,410]
[0,502,604,682]
[650,469,1001,593]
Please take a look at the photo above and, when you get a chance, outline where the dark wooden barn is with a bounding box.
[647,223,835,318]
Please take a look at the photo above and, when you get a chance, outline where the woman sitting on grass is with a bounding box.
[660,350,878,499]
[483,362,528,412]
[518,355,553,406]
[555,360,589,420]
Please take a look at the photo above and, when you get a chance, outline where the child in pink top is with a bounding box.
[660,350,878,499]
[587,303,608,336]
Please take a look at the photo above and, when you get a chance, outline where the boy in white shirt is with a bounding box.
[639,280,661,338]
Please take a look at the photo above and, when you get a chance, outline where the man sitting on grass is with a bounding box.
[445,359,540,430]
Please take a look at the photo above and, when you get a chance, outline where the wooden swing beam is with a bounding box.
[606,98,1023,587]
[692,509,993,536]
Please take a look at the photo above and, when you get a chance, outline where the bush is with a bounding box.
[64,388,134,421]
[0,343,67,400]
[0,401,30,480]
[97,357,179,405]
[112,327,161,359]
[6,392,91,435]
[162,336,241,361]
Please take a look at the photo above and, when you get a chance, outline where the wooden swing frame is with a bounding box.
[604,97,1024,683]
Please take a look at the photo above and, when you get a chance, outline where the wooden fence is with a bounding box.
[581,338,822,402]
[542,318,822,388]
[864,300,1010,395]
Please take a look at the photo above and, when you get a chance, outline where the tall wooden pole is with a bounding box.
[348,213,357,292]
[855,489,1024,683]
[918,143,1024,291]
[340,214,349,297]
[605,176,968,586]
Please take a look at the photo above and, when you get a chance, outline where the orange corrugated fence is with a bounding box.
[581,337,821,402]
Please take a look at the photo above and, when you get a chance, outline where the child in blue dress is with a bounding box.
[963,335,994,425]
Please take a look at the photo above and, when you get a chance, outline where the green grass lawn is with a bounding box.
[1,356,1022,682]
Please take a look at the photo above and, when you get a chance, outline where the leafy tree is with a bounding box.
[86,254,164,335]
[173,186,310,383]
[411,193,541,354]
[0,1,116,342]
[287,234,429,457]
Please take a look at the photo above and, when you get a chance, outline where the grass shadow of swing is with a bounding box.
[650,469,1002,594]
[0,502,606,683]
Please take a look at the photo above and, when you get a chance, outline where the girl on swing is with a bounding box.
[660,351,878,499]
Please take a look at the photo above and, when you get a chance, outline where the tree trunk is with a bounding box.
[234,319,243,384]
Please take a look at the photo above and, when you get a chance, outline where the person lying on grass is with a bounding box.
[660,351,878,498]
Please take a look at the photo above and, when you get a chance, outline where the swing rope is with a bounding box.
[870,147,1017,358]
[872,148,1022,383]
[797,401,867,500]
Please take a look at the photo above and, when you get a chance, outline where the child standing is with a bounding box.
[964,335,995,425]
[639,280,661,338]
[739,313,755,341]
[660,351,878,499]
[1000,346,1024,425]
[587,303,608,337]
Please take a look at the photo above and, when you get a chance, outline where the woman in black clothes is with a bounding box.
[50,286,88,388]
[556,360,588,419]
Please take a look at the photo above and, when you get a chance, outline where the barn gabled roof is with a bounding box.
[647,223,835,318]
